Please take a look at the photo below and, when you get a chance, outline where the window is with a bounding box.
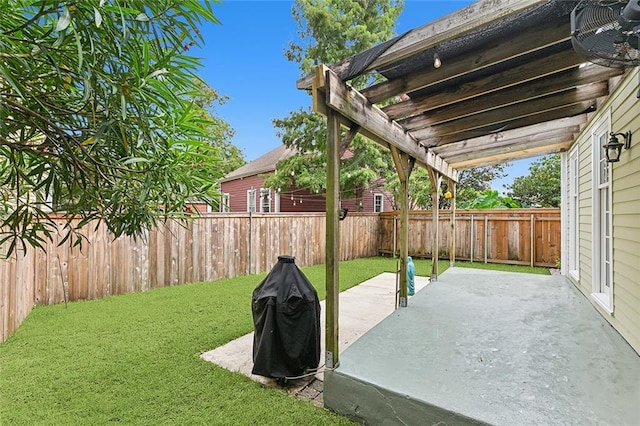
[591,114,613,313]
[374,193,384,213]
[568,147,579,279]
[247,189,256,213]
[220,193,230,213]
[260,188,271,213]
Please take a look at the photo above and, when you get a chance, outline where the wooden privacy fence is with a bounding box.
[379,209,561,267]
[0,212,380,342]
[2,209,560,342]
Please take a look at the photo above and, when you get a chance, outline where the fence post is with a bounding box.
[484,215,488,264]
[470,214,474,262]
[530,214,535,267]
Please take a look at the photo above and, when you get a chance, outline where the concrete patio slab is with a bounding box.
[200,272,429,386]
[324,267,640,425]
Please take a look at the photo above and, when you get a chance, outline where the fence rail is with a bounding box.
[0,213,380,342]
[1,209,560,342]
[379,209,561,267]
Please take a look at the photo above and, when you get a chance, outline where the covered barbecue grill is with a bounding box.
[251,255,321,379]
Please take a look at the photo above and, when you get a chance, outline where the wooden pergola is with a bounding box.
[297,0,626,368]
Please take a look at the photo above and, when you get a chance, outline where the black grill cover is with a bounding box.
[251,255,320,378]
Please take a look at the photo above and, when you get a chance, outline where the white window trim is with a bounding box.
[247,189,256,213]
[568,147,580,281]
[374,193,384,213]
[259,188,271,213]
[220,193,230,213]
[590,112,613,314]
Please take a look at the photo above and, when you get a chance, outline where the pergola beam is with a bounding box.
[364,15,570,104]
[321,67,457,182]
[450,141,572,169]
[426,102,595,147]
[382,49,586,120]
[410,82,608,140]
[297,0,549,91]
[398,65,621,130]
[431,115,587,155]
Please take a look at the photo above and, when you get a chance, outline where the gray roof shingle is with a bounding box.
[221,144,296,182]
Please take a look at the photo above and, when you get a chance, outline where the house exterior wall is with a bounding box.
[220,172,395,213]
[220,175,273,213]
[567,68,640,354]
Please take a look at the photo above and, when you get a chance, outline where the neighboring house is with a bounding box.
[561,67,640,353]
[219,144,394,213]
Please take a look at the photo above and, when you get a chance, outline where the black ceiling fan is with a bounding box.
[571,0,640,68]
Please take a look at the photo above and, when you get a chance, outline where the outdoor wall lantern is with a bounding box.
[604,131,632,162]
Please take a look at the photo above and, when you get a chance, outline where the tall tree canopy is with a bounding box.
[0,1,226,256]
[192,80,244,175]
[505,154,561,207]
[265,0,403,210]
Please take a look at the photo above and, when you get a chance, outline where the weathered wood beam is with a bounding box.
[363,16,570,104]
[325,107,341,369]
[448,179,456,267]
[390,147,413,307]
[298,0,549,90]
[444,135,574,164]
[440,134,574,162]
[323,67,457,182]
[431,115,587,155]
[450,141,572,169]
[427,168,441,281]
[339,125,360,157]
[383,49,585,120]
[398,65,622,130]
[410,83,607,140]
[423,104,594,146]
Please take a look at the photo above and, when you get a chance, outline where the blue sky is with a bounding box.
[192,0,536,191]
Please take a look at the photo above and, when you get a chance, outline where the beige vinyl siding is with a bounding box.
[575,122,593,296]
[610,68,640,352]
[571,68,640,353]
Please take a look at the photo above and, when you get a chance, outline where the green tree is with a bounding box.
[265,0,403,210]
[0,1,223,256]
[383,165,507,210]
[462,189,520,209]
[192,80,244,175]
[505,155,561,207]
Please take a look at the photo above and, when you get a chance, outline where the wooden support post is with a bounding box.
[325,99,341,369]
[448,179,456,267]
[390,146,413,307]
[427,168,442,281]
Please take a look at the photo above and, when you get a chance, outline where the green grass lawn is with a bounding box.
[0,257,548,425]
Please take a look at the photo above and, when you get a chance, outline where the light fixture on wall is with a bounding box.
[603,131,632,162]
